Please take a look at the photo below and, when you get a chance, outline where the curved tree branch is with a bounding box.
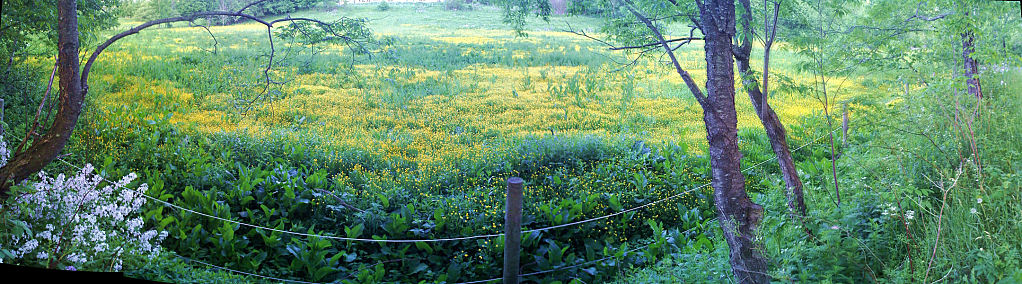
[81,11,273,89]
[617,0,709,109]
[608,36,703,51]
[188,21,220,54]
[0,0,83,194]
[1,4,373,193]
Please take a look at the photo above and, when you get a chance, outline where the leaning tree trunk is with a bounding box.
[700,0,770,282]
[0,0,84,195]
[735,0,809,228]
[738,63,808,221]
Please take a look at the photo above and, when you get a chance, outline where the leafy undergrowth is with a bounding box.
[619,70,1022,283]
[5,2,995,284]
[6,4,840,283]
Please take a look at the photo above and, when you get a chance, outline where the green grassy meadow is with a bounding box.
[59,4,848,282]
[4,1,1019,283]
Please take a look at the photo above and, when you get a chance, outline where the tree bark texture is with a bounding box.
[0,0,83,194]
[736,0,809,226]
[700,0,770,282]
[737,63,808,221]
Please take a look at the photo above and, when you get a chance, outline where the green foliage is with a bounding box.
[139,0,179,22]
[375,1,390,11]
[566,0,610,16]
[753,2,1022,280]
[444,0,469,11]
[500,0,551,36]
[175,0,214,16]
[0,0,121,147]
[757,59,1022,284]
[6,1,1019,282]
[145,0,332,24]
[126,252,259,283]
[0,63,51,151]
[59,86,737,281]
[1,0,120,55]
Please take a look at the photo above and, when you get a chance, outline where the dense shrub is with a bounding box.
[567,0,609,16]
[445,0,468,11]
[149,0,332,24]
[0,140,166,271]
[752,72,1022,282]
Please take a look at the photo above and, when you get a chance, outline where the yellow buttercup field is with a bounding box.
[7,1,1018,283]
[86,9,860,173]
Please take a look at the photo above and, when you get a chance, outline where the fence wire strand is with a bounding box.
[455,127,837,283]
[456,224,710,284]
[51,127,837,283]
[56,127,835,244]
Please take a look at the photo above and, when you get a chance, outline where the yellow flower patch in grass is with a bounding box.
[85,10,871,172]
[432,36,496,45]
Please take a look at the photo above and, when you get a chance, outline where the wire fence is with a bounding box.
[453,128,837,284]
[52,127,837,283]
[455,242,653,284]
[453,225,719,284]
[55,127,835,244]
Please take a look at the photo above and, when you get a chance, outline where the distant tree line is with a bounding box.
[117,0,331,24]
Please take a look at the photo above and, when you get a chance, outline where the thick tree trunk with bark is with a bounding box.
[0,0,83,195]
[700,0,770,282]
[620,0,771,279]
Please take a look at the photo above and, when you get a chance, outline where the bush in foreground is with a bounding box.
[0,139,166,272]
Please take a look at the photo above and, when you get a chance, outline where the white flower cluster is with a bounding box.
[2,164,167,271]
[0,137,8,167]
[880,203,914,223]
[880,203,898,217]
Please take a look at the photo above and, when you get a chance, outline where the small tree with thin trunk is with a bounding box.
[734,0,811,234]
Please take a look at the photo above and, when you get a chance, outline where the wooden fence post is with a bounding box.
[503,177,524,284]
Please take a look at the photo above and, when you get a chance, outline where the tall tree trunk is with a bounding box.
[0,0,84,195]
[700,0,770,282]
[612,1,770,277]
[962,30,982,99]
[736,0,809,229]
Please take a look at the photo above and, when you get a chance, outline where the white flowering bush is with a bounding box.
[0,148,167,272]
[0,137,8,167]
